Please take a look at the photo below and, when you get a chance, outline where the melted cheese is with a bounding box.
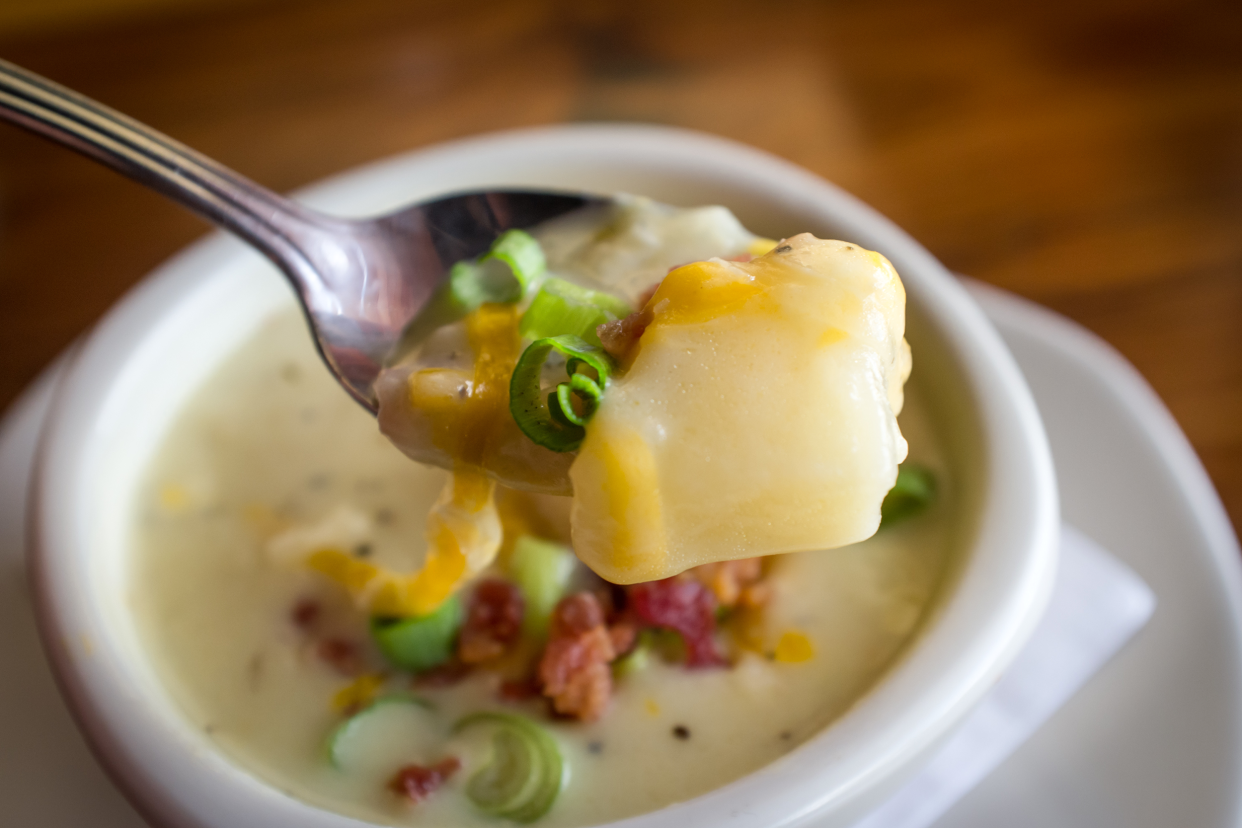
[307,306,520,615]
[569,234,910,583]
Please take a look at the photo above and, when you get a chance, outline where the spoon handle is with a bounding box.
[0,58,323,273]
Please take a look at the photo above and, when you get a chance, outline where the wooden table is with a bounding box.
[0,0,1238,532]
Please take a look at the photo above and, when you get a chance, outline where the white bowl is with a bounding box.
[28,124,1059,828]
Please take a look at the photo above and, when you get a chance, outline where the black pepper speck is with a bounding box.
[672,725,691,740]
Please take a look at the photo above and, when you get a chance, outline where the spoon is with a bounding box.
[0,58,603,412]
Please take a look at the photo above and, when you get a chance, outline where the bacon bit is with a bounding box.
[628,577,726,667]
[689,558,766,608]
[316,637,365,676]
[596,279,665,362]
[458,579,525,664]
[291,598,321,631]
[608,620,638,656]
[596,307,653,361]
[539,593,617,721]
[388,757,461,802]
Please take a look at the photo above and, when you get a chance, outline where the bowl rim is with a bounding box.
[28,123,1059,828]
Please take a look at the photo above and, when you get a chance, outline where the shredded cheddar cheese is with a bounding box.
[773,631,815,663]
[309,305,518,617]
[331,673,385,712]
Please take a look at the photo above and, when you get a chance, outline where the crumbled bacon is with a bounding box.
[628,577,726,667]
[608,619,638,656]
[596,307,653,361]
[458,579,525,664]
[291,598,321,631]
[388,757,461,802]
[596,279,667,362]
[689,558,768,608]
[316,637,365,676]
[538,593,617,721]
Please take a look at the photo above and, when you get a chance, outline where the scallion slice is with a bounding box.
[455,712,565,823]
[325,695,436,771]
[880,464,938,528]
[519,278,630,346]
[449,229,546,311]
[370,594,463,673]
[509,335,614,452]
[393,230,546,358]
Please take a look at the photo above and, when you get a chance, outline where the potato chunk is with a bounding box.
[569,234,911,583]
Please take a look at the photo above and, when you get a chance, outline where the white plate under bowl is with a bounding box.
[1,283,1237,827]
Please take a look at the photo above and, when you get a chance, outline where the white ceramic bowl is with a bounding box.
[29,125,1058,828]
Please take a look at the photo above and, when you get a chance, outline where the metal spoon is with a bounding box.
[0,58,602,412]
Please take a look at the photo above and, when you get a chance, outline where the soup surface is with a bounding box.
[129,200,953,826]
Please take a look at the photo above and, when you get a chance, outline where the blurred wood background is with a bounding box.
[0,0,1238,530]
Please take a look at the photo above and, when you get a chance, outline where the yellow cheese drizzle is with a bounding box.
[773,631,815,663]
[308,304,520,617]
[332,672,386,712]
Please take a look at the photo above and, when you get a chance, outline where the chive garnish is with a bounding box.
[518,277,630,346]
[509,335,615,452]
[449,229,547,311]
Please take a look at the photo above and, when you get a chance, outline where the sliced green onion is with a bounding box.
[485,229,546,292]
[370,594,463,673]
[880,464,938,528]
[455,712,564,823]
[508,535,576,639]
[450,229,547,312]
[554,374,603,427]
[509,335,615,452]
[325,695,436,770]
[394,231,546,358]
[519,278,631,346]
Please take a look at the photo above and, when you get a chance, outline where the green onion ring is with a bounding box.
[518,277,631,345]
[509,335,614,452]
[450,229,546,311]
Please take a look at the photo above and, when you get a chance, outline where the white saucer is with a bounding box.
[1,283,1239,828]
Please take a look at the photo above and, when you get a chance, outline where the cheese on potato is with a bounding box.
[377,199,911,589]
[569,234,910,582]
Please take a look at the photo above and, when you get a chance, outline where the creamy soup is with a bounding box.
[129,199,952,827]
